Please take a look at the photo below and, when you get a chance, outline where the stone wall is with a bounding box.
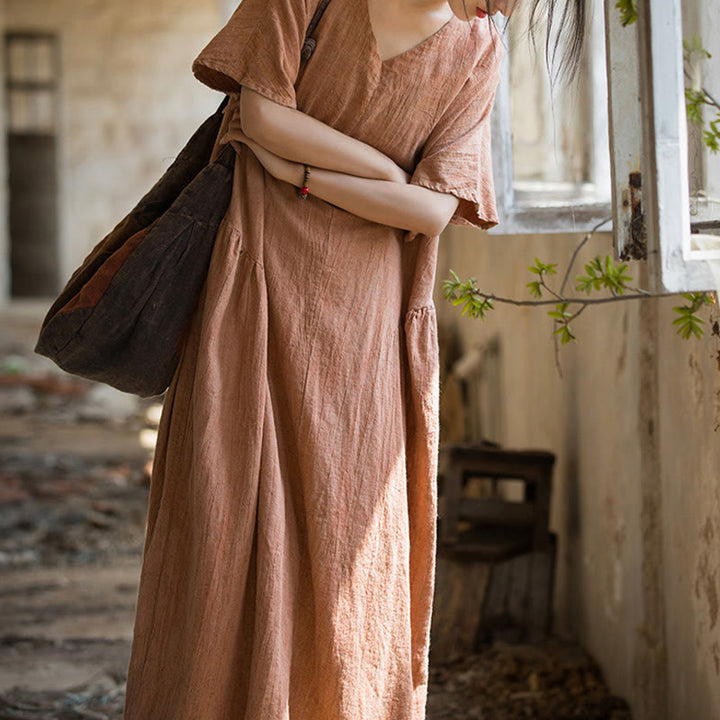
[436,226,720,720]
[3,0,223,290]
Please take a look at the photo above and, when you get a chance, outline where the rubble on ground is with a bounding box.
[0,452,149,569]
[0,637,128,720]
[427,641,633,719]
[0,637,633,720]
[0,312,633,720]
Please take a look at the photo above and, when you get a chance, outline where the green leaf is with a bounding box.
[575,275,595,295]
[616,0,638,26]
[685,88,706,125]
[528,258,557,276]
[703,129,720,153]
[548,303,573,320]
[684,34,711,60]
[526,281,542,298]
[553,326,576,344]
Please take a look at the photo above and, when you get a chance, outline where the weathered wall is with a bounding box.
[3,2,718,717]
[0,0,9,302]
[3,0,223,291]
[436,226,720,720]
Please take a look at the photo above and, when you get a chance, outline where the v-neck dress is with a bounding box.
[123,1,502,718]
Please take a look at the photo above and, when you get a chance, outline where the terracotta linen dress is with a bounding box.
[123,1,501,718]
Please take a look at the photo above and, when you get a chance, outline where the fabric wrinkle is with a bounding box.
[123,0,501,717]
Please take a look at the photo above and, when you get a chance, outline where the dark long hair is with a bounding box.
[463,0,588,83]
[528,0,588,82]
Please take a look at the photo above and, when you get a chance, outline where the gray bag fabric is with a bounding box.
[34,106,234,397]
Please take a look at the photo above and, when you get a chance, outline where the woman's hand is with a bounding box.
[223,106,245,145]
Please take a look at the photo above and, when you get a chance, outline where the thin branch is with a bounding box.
[540,277,564,301]
[559,217,613,296]
[704,88,720,112]
[569,304,590,322]
[465,290,676,308]
[683,68,720,111]
[553,330,563,377]
[623,285,652,296]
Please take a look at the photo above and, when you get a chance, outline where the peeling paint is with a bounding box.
[696,519,720,631]
[632,302,668,720]
[620,172,647,260]
[616,310,629,375]
[688,353,705,406]
[702,516,715,544]
[707,572,718,631]
[613,559,623,608]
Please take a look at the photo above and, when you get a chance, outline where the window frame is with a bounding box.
[625,0,719,292]
[487,10,613,236]
[491,0,719,295]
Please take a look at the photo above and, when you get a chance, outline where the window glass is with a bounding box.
[682,0,720,252]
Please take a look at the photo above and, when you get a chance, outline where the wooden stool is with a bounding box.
[438,443,555,557]
[432,443,557,658]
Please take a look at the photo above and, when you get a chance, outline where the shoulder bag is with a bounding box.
[35,0,332,398]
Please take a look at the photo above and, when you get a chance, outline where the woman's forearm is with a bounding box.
[229,128,459,236]
[239,88,409,184]
[296,165,459,237]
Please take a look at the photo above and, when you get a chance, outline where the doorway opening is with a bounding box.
[5,32,60,297]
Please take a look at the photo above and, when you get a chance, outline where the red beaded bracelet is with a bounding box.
[298,165,311,200]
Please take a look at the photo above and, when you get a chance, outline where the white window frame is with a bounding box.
[488,10,613,235]
[607,0,718,293]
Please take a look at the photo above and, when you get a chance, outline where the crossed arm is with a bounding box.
[221,88,460,237]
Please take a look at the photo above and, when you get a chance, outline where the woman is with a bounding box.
[123,1,585,718]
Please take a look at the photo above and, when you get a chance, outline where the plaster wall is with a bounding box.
[3,0,223,294]
[436,226,720,720]
[0,0,9,302]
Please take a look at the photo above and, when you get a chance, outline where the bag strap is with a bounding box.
[301,0,333,61]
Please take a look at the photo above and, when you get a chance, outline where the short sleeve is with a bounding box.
[409,41,503,231]
[192,0,311,109]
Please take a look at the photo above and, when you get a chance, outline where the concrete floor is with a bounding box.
[0,300,634,719]
[0,300,146,694]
